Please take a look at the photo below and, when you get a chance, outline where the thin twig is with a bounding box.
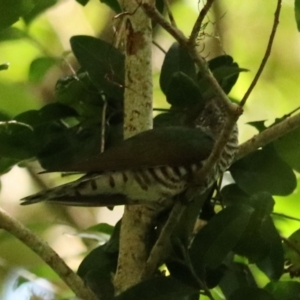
[142,2,237,115]
[235,111,300,161]
[152,40,167,53]
[240,0,282,107]
[164,0,177,27]
[189,0,215,44]
[141,201,187,279]
[0,208,98,300]
[273,212,300,222]
[101,100,107,153]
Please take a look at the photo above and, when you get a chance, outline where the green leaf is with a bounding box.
[232,192,284,278]
[265,281,300,300]
[0,27,26,42]
[0,0,37,31]
[165,72,203,108]
[230,145,297,196]
[29,57,57,82]
[256,218,284,280]
[55,71,105,122]
[198,55,246,96]
[221,183,250,206]
[247,120,267,132]
[219,262,257,299]
[160,42,196,95]
[0,157,20,174]
[23,0,58,24]
[77,244,118,279]
[76,0,90,5]
[15,103,78,126]
[0,63,9,71]
[70,35,124,100]
[274,125,300,172]
[229,287,275,300]
[114,277,198,300]
[189,204,254,272]
[99,0,122,13]
[86,223,114,235]
[295,0,300,31]
[283,229,300,277]
[0,122,37,159]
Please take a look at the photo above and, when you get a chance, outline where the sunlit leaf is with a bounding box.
[23,0,58,24]
[29,57,58,82]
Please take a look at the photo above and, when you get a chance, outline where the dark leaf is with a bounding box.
[0,157,20,174]
[76,0,90,5]
[219,262,257,299]
[165,72,203,108]
[189,204,254,273]
[77,244,118,278]
[221,183,249,206]
[113,277,198,300]
[55,71,104,122]
[0,122,37,159]
[70,35,124,100]
[29,57,57,82]
[295,0,300,31]
[23,0,58,24]
[198,55,246,95]
[274,125,300,172]
[99,0,122,13]
[86,223,115,235]
[230,145,296,196]
[232,192,283,275]
[265,281,300,300]
[283,229,300,277]
[160,42,196,95]
[256,218,284,280]
[0,63,9,71]
[37,125,101,170]
[84,269,114,300]
[229,287,275,300]
[247,120,267,132]
[0,0,37,31]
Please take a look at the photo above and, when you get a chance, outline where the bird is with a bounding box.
[21,97,238,207]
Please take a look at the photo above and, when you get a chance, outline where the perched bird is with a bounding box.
[21,98,238,207]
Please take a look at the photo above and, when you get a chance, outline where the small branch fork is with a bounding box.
[0,208,98,300]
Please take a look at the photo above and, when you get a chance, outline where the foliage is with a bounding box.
[1,1,300,300]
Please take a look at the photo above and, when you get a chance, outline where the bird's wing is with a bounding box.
[46,127,215,173]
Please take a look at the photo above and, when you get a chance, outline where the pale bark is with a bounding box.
[113,0,155,294]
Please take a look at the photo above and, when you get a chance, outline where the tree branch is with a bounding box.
[141,201,187,279]
[113,0,155,294]
[0,207,98,300]
[240,0,282,107]
[236,111,300,161]
[188,0,215,45]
